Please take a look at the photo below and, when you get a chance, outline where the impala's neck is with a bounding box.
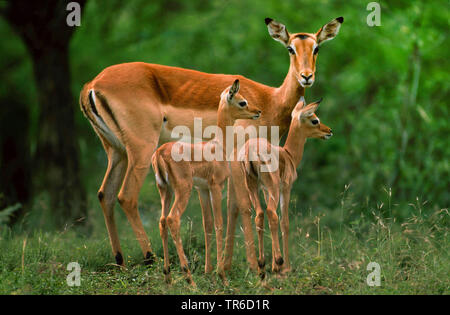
[276,63,306,120]
[216,106,234,155]
[283,120,307,167]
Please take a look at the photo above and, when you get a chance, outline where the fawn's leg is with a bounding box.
[280,187,292,273]
[265,190,283,273]
[167,186,195,286]
[197,188,214,274]
[209,184,226,282]
[158,185,173,283]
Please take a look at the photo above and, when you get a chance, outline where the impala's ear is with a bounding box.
[316,17,343,45]
[265,18,290,46]
[291,96,305,118]
[228,79,240,101]
[299,102,319,119]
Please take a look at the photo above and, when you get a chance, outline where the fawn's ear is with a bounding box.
[299,101,320,119]
[316,17,343,45]
[228,79,240,101]
[291,96,305,119]
[265,18,290,46]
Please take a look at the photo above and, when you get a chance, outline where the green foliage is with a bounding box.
[68,0,449,214]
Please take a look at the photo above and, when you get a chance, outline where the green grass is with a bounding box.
[0,190,448,295]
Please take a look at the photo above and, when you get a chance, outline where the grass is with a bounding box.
[0,188,448,295]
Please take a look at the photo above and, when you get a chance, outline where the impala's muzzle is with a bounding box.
[299,72,314,87]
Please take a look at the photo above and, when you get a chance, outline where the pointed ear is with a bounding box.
[291,96,305,119]
[228,79,240,101]
[265,18,290,46]
[316,17,343,45]
[299,103,319,119]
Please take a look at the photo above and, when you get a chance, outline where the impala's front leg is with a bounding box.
[197,188,214,274]
[209,184,226,282]
[265,191,283,273]
[224,178,239,271]
[280,187,292,273]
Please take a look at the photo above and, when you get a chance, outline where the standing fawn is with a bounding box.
[151,79,261,286]
[239,98,332,279]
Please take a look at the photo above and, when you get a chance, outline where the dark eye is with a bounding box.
[239,101,247,107]
[313,46,319,55]
[287,46,295,55]
[311,119,319,125]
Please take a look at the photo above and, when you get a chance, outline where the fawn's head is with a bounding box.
[219,79,261,122]
[292,98,332,140]
[265,17,343,88]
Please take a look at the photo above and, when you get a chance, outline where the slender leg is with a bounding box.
[265,191,283,273]
[167,187,195,286]
[117,145,156,265]
[158,185,173,283]
[230,161,258,270]
[280,187,292,273]
[247,176,266,279]
[224,178,238,270]
[197,188,214,274]
[97,138,127,266]
[209,184,226,282]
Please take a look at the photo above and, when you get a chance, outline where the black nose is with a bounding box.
[301,74,313,81]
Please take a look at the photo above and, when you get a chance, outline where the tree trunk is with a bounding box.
[3,0,87,227]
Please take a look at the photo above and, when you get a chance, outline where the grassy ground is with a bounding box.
[0,189,448,295]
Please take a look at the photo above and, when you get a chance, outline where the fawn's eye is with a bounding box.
[287,46,295,55]
[311,119,319,125]
[313,46,319,55]
[239,101,247,107]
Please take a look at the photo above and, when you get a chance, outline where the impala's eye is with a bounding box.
[311,119,319,125]
[287,46,295,55]
[239,101,247,107]
[313,46,319,55]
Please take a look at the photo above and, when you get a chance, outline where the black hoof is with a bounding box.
[144,251,155,266]
[275,257,284,266]
[115,252,124,266]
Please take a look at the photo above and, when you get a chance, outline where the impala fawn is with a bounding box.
[238,98,332,279]
[151,79,261,285]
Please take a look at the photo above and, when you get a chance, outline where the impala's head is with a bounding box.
[220,79,261,121]
[292,98,332,140]
[265,17,343,88]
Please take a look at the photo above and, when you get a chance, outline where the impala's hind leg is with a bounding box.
[97,137,127,266]
[158,185,173,283]
[167,185,195,286]
[117,144,156,266]
[247,176,266,280]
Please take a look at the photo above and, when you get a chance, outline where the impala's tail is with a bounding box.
[151,152,169,187]
[79,86,125,151]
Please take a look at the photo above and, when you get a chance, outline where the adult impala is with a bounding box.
[79,17,343,267]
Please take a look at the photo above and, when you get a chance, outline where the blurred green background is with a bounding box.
[0,0,448,227]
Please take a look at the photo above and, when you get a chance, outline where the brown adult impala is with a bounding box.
[79,17,343,267]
